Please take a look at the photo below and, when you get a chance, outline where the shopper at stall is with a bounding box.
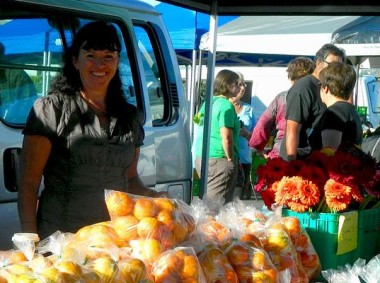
[194,69,240,204]
[249,57,315,159]
[18,21,164,239]
[308,61,362,150]
[280,43,346,161]
[230,72,256,199]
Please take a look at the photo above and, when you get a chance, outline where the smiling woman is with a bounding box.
[17,21,165,240]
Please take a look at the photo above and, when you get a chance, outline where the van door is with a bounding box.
[0,0,192,249]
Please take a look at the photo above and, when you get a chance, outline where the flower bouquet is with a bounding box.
[255,144,380,213]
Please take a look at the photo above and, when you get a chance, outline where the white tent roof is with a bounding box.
[199,16,360,56]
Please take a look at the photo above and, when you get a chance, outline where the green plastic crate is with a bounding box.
[352,208,380,261]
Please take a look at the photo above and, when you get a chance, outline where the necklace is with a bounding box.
[80,91,106,116]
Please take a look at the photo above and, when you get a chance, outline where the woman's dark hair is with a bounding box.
[50,21,142,136]
[213,69,239,97]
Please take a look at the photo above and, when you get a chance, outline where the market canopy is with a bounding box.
[332,16,380,62]
[199,16,359,58]
[158,0,380,15]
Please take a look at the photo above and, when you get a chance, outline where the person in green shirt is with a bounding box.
[195,69,240,204]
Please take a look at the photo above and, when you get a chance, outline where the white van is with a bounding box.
[0,0,192,249]
[355,74,380,129]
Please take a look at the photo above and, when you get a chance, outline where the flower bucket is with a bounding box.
[282,207,380,271]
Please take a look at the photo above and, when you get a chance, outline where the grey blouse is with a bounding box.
[23,92,144,238]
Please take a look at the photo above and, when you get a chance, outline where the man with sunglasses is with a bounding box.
[280,43,346,161]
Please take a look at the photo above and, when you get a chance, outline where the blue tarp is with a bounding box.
[332,16,380,44]
[155,2,237,63]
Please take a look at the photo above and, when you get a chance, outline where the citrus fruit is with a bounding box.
[105,190,134,219]
[133,198,157,220]
[112,215,139,242]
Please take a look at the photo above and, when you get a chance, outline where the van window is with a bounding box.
[0,17,63,125]
[134,24,177,126]
[0,13,139,126]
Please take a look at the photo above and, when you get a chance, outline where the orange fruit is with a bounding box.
[0,274,8,283]
[165,252,185,272]
[181,212,196,234]
[159,225,176,250]
[156,209,175,231]
[118,258,146,282]
[181,254,199,279]
[9,251,28,264]
[264,229,289,252]
[14,273,41,282]
[131,238,163,264]
[199,245,238,283]
[142,238,163,264]
[82,270,101,283]
[263,268,278,282]
[250,270,273,283]
[133,198,157,220]
[294,233,309,251]
[39,267,63,282]
[6,263,32,275]
[252,251,267,270]
[240,233,264,249]
[137,217,161,239]
[154,271,181,283]
[234,265,253,282]
[105,190,134,219]
[282,217,302,237]
[172,220,188,244]
[91,256,119,282]
[153,198,177,212]
[112,215,139,242]
[88,223,126,248]
[55,260,83,280]
[226,242,250,266]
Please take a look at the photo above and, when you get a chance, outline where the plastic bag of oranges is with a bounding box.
[281,216,321,280]
[224,239,279,283]
[105,190,196,249]
[151,246,206,283]
[198,244,238,283]
[255,224,309,283]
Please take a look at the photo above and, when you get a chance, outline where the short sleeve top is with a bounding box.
[285,75,326,148]
[23,92,144,237]
[196,96,240,160]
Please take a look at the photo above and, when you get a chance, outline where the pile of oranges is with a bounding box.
[0,191,322,283]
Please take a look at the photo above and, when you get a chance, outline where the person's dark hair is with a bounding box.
[319,61,356,101]
[213,69,239,97]
[50,21,142,137]
[286,57,315,81]
[315,43,346,64]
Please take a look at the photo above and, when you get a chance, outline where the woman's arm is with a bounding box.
[18,135,52,233]
[220,127,234,161]
[126,148,167,197]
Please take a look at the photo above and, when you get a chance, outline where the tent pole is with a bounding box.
[200,0,218,198]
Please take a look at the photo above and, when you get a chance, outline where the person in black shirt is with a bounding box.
[309,62,362,150]
[280,44,346,161]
